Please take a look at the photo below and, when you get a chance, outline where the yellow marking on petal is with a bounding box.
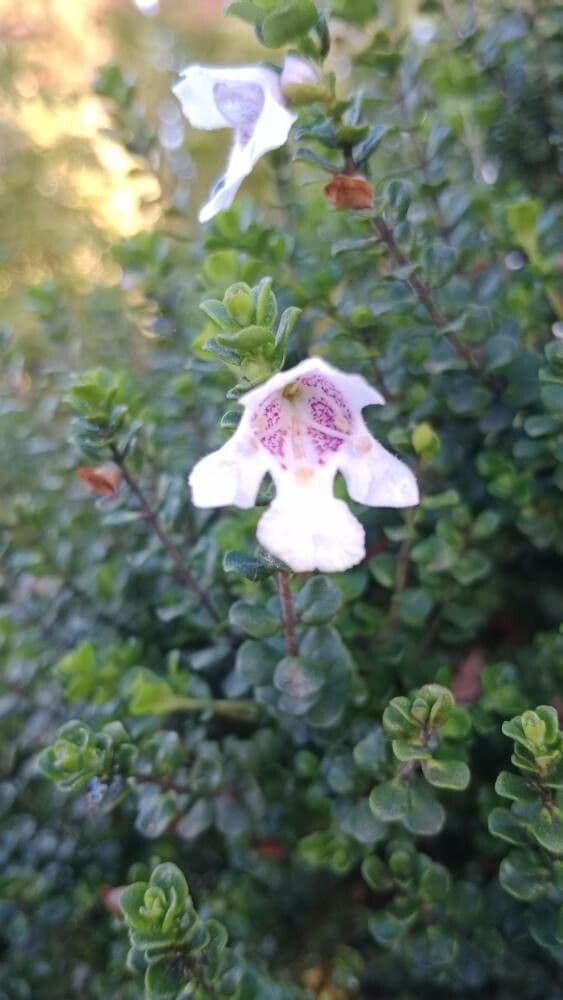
[282,381,301,400]
[355,436,372,454]
[334,413,351,433]
[295,467,315,485]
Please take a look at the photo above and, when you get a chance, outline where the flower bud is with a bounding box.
[281,55,329,105]
[324,173,374,210]
[412,422,441,463]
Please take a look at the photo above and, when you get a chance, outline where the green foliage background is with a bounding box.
[1,1,562,998]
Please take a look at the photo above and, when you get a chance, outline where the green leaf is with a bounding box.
[369,780,408,823]
[224,282,255,326]
[369,553,396,588]
[499,849,548,902]
[421,758,470,790]
[273,656,325,700]
[353,729,388,777]
[126,669,180,716]
[421,243,458,287]
[530,806,563,854]
[223,550,272,581]
[419,861,451,902]
[234,639,278,688]
[293,146,339,172]
[229,600,280,638]
[135,790,178,839]
[203,338,241,366]
[495,771,537,802]
[411,422,441,462]
[216,324,274,354]
[340,799,385,845]
[397,589,434,627]
[145,958,185,1000]
[332,236,379,257]
[147,863,189,910]
[441,707,471,739]
[253,276,277,328]
[362,856,393,892]
[405,778,445,836]
[299,830,355,874]
[392,740,432,763]
[506,198,540,259]
[260,0,318,47]
[482,333,519,372]
[274,306,301,355]
[295,575,342,624]
[200,299,239,332]
[451,551,492,586]
[369,908,415,946]
[535,705,560,744]
[384,179,413,220]
[353,124,391,165]
[488,807,529,847]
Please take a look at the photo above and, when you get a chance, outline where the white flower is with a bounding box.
[172,63,297,224]
[189,359,419,573]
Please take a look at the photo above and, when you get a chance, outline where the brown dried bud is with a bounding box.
[77,463,122,497]
[324,173,374,210]
[255,839,288,861]
[303,966,327,991]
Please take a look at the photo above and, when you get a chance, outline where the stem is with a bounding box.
[379,508,416,641]
[158,695,261,724]
[111,448,219,622]
[372,215,479,371]
[276,571,298,657]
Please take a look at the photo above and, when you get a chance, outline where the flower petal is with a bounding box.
[257,493,365,573]
[243,83,296,164]
[339,423,419,508]
[198,92,296,223]
[240,357,378,411]
[198,148,248,223]
[281,54,322,89]
[189,434,268,509]
[173,65,235,130]
[174,64,296,223]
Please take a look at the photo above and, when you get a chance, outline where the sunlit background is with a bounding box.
[0,0,257,315]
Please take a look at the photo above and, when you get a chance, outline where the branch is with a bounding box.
[165,695,261,724]
[111,448,219,622]
[276,571,298,657]
[372,215,479,371]
[379,508,417,641]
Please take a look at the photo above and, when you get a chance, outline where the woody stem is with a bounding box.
[372,214,478,371]
[111,447,220,622]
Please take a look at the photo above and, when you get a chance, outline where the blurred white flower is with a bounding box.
[172,64,297,223]
[189,359,419,573]
[281,54,322,89]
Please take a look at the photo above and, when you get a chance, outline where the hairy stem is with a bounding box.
[277,571,298,657]
[111,448,219,622]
